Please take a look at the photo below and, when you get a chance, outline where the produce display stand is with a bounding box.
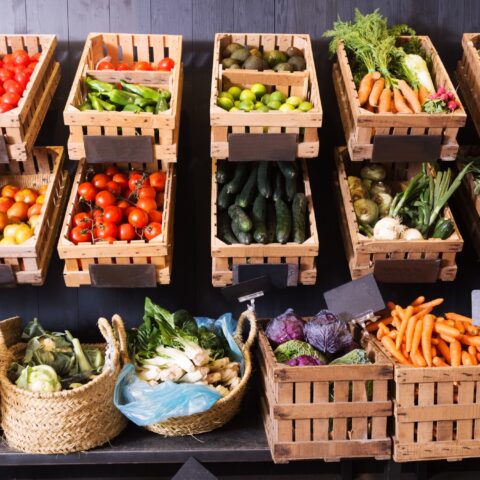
[64,33,183,169]
[211,159,319,287]
[57,159,175,287]
[333,36,466,162]
[0,146,68,285]
[257,323,393,463]
[210,33,322,160]
[334,147,463,283]
[456,33,480,137]
[0,35,60,162]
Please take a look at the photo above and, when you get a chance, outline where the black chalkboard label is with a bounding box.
[228,133,297,162]
[372,135,442,164]
[233,263,298,288]
[89,264,156,288]
[0,135,9,164]
[172,457,218,480]
[0,264,15,286]
[84,136,154,164]
[374,259,441,283]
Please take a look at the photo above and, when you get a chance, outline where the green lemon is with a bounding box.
[261,93,271,106]
[270,90,286,103]
[298,101,313,112]
[254,101,264,109]
[279,103,295,112]
[229,107,241,112]
[227,86,242,100]
[219,91,234,102]
[217,96,234,110]
[239,100,254,112]
[267,99,282,110]
[256,105,269,112]
[251,83,267,99]
[234,100,241,107]
[286,96,303,107]
[239,89,256,102]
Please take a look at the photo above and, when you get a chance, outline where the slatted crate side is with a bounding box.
[210,159,318,287]
[257,327,392,463]
[334,147,463,281]
[334,36,466,161]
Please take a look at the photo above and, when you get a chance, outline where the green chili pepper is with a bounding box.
[123,104,144,113]
[102,89,140,107]
[134,96,156,108]
[88,93,116,111]
[144,105,155,113]
[85,76,114,93]
[120,81,161,101]
[155,96,168,113]
[159,90,171,101]
[79,101,92,111]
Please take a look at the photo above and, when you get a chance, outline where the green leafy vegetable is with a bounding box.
[274,340,327,364]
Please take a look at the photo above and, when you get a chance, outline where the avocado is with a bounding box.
[229,63,241,69]
[243,55,264,71]
[223,42,244,57]
[222,58,239,69]
[288,56,306,71]
[263,50,287,68]
[286,46,304,58]
[273,62,294,72]
[249,48,262,58]
[231,48,250,63]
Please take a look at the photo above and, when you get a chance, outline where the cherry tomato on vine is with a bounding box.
[70,226,91,244]
[149,171,166,192]
[118,223,136,241]
[104,165,119,176]
[143,222,162,240]
[12,49,30,66]
[3,79,24,96]
[78,182,98,202]
[1,91,20,107]
[92,173,110,190]
[134,61,152,71]
[148,210,163,223]
[136,197,157,213]
[128,172,149,192]
[106,181,122,196]
[95,190,116,209]
[112,173,128,189]
[97,61,114,70]
[116,63,130,71]
[137,186,156,199]
[156,57,175,71]
[128,208,149,229]
[94,221,118,239]
[103,205,123,224]
[73,212,92,228]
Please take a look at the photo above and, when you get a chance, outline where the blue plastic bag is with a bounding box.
[114,313,242,427]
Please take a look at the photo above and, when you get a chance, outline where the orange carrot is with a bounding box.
[431,338,439,345]
[433,356,449,367]
[445,312,472,324]
[396,306,414,349]
[398,80,422,113]
[422,314,435,367]
[466,324,479,336]
[377,328,385,340]
[431,345,437,358]
[412,351,427,367]
[406,315,417,353]
[358,72,380,106]
[455,321,466,334]
[411,296,425,307]
[388,330,398,339]
[378,87,392,112]
[462,351,474,366]
[440,333,457,344]
[387,301,396,311]
[413,298,444,313]
[434,322,461,339]
[476,353,480,362]
[418,85,430,106]
[366,317,393,332]
[381,335,411,365]
[393,88,413,113]
[369,77,385,107]
[436,338,451,364]
[450,341,462,367]
[411,318,423,356]
[459,335,480,348]
[446,319,456,327]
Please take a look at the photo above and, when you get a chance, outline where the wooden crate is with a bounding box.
[0,35,60,162]
[57,159,175,287]
[210,33,322,159]
[258,323,393,463]
[333,36,467,161]
[0,147,68,285]
[457,33,480,137]
[371,335,480,462]
[334,147,463,282]
[64,33,183,168]
[211,159,318,287]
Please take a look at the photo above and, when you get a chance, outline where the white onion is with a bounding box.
[373,216,404,240]
[401,228,424,241]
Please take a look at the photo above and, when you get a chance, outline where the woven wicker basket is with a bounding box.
[0,315,127,454]
[114,308,257,436]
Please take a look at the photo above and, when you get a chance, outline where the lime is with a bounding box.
[256,105,269,112]
[286,96,303,107]
[279,103,295,112]
[298,101,313,112]
[239,100,254,112]
[219,91,234,101]
[261,93,271,106]
[251,82,267,99]
[227,86,242,100]
[267,99,282,110]
[217,96,234,110]
[270,90,286,103]
[239,89,256,102]
[229,107,241,112]
[234,100,241,107]
[254,101,264,109]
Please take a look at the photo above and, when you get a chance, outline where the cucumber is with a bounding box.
[217,211,238,244]
[273,169,285,201]
[232,220,252,244]
[226,163,249,194]
[252,194,267,244]
[266,202,276,243]
[275,198,292,244]
[237,165,258,208]
[228,204,252,232]
[285,175,298,202]
[292,193,307,243]
[277,161,297,180]
[218,183,234,210]
[257,162,272,198]
[216,161,231,184]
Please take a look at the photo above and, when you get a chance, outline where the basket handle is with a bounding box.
[0,316,22,364]
[97,317,120,371]
[233,307,257,354]
[111,314,131,366]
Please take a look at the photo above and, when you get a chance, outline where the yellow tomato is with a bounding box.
[28,214,41,229]
[36,194,45,205]
[3,223,21,239]
[14,188,37,205]
[14,224,33,244]
[38,184,48,195]
[0,237,16,245]
[0,211,8,233]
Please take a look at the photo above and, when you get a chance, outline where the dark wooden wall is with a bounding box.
[0,0,479,339]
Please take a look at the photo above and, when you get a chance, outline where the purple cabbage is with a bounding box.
[304,310,353,355]
[286,355,324,366]
[265,308,305,346]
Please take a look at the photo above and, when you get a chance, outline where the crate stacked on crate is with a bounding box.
[0,35,60,162]
[333,36,466,161]
[457,33,480,137]
[0,147,68,285]
[257,321,393,463]
[209,34,322,287]
[334,147,463,282]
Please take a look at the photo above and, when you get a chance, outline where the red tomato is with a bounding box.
[103,205,123,224]
[30,53,41,62]
[103,236,116,244]
[148,210,163,223]
[0,68,14,82]
[137,186,156,199]
[78,182,98,202]
[157,57,175,71]
[27,203,42,218]
[70,226,92,244]
[14,71,30,87]
[128,172,149,192]
[0,197,14,213]
[7,201,28,221]
[92,173,110,190]
[12,49,30,66]
[143,222,162,240]
[116,63,131,71]
[0,85,5,96]
[95,190,116,209]
[0,211,8,233]
[116,199,131,211]
[104,165,119,177]
[112,173,128,189]
[1,92,20,107]
[94,221,118,239]
[92,208,104,220]
[3,79,24,96]
[149,171,166,192]
[128,208,149,228]
[94,213,105,226]
[73,212,92,228]
[134,61,152,71]
[0,103,13,113]
[1,185,19,199]
[97,61,114,70]
[124,205,136,219]
[136,197,157,213]
[14,188,37,205]
[13,65,26,74]
[118,223,136,241]
[106,181,122,196]
[2,54,14,65]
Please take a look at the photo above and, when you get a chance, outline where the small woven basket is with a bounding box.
[0,315,127,454]
[114,308,257,436]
